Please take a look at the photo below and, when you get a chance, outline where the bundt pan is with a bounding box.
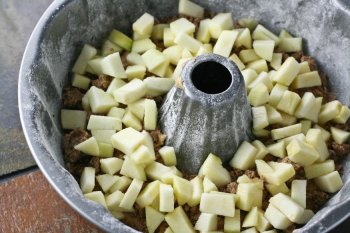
[18,0,350,232]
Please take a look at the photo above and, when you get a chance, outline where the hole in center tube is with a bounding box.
[191,61,232,94]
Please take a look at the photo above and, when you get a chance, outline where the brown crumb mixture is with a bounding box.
[217,216,225,231]
[122,205,147,233]
[225,181,238,194]
[63,87,83,108]
[329,142,350,163]
[91,74,113,91]
[244,169,259,179]
[150,129,167,150]
[279,157,305,179]
[120,51,129,68]
[155,222,169,233]
[183,204,201,226]
[229,168,245,180]
[306,181,330,212]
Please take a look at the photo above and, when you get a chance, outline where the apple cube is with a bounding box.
[100,157,123,175]
[144,77,175,97]
[133,12,154,36]
[253,40,275,61]
[145,161,172,181]
[195,213,218,232]
[318,100,342,124]
[239,49,260,63]
[209,13,233,39]
[105,190,124,211]
[81,92,90,111]
[87,57,103,75]
[331,127,350,144]
[230,141,258,170]
[133,31,149,40]
[101,52,127,79]
[126,52,146,66]
[113,79,146,105]
[265,162,295,186]
[199,154,231,187]
[271,123,302,140]
[270,53,283,70]
[107,107,125,119]
[173,176,193,205]
[72,44,97,74]
[287,139,319,166]
[188,176,203,207]
[174,32,202,53]
[165,206,195,233]
[292,71,322,89]
[265,104,283,125]
[164,227,174,233]
[101,40,122,57]
[131,38,156,54]
[144,99,157,130]
[333,105,350,124]
[314,171,343,193]
[142,48,167,71]
[128,99,145,120]
[290,180,306,208]
[109,176,132,193]
[84,191,107,208]
[238,18,258,31]
[224,209,240,233]
[294,209,315,225]
[241,228,258,233]
[267,141,286,158]
[203,176,218,193]
[163,45,183,65]
[279,133,306,146]
[246,59,268,73]
[276,90,301,115]
[213,30,239,57]
[91,130,116,144]
[146,206,165,233]
[88,86,118,114]
[106,78,127,94]
[236,183,263,211]
[96,174,119,192]
[253,129,270,137]
[235,28,252,49]
[304,160,335,179]
[266,182,289,196]
[158,146,177,166]
[248,71,273,92]
[179,0,204,18]
[300,120,312,134]
[305,129,329,162]
[277,37,302,52]
[200,192,235,217]
[264,204,292,230]
[313,124,331,141]
[119,178,143,210]
[294,92,321,122]
[87,115,122,131]
[108,29,133,51]
[72,73,91,90]
[242,206,258,228]
[126,65,146,80]
[255,159,274,174]
[74,137,99,156]
[229,53,245,71]
[268,84,288,107]
[252,140,268,159]
[252,25,280,44]
[196,19,211,43]
[97,142,114,157]
[120,156,146,181]
[111,127,145,154]
[248,83,269,107]
[141,131,155,157]
[242,68,258,86]
[279,29,292,38]
[164,28,176,47]
[122,109,142,131]
[170,18,195,35]
[269,193,305,222]
[298,61,311,74]
[272,57,301,86]
[136,180,160,208]
[160,183,175,212]
[80,167,95,193]
[61,109,87,130]
[252,106,269,130]
[129,145,155,165]
[256,209,271,232]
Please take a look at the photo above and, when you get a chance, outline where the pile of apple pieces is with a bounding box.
[60,0,350,232]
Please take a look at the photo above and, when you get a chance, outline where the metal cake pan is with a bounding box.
[18,0,350,232]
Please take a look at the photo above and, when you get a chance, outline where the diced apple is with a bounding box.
[129,145,155,165]
[200,192,235,217]
[256,209,271,232]
[91,129,115,144]
[131,38,156,54]
[109,176,132,193]
[248,83,269,107]
[313,124,331,141]
[126,52,146,66]
[246,59,268,73]
[239,49,260,64]
[236,183,263,211]
[272,57,300,86]
[100,157,123,175]
[229,53,245,71]
[251,106,269,130]
[145,161,172,181]
[97,142,114,157]
[120,156,146,181]
[271,123,302,140]
[173,176,193,205]
[269,193,305,222]
[105,190,124,211]
[279,133,306,146]
[163,45,183,65]
[144,77,175,97]
[304,160,335,179]
[252,140,268,159]
[108,29,133,51]
[253,40,275,61]
[87,115,122,131]
[290,180,306,208]
[146,206,165,233]
[179,0,204,18]
[331,127,350,144]
[252,25,280,44]
[276,90,301,115]
[87,57,103,75]
[72,73,91,90]
[278,37,302,52]
[61,109,87,130]
[195,213,218,232]
[164,227,174,233]
[127,99,144,121]
[209,13,233,39]
[224,209,240,233]
[174,32,202,54]
[84,191,107,208]
[88,86,118,114]
[158,146,177,166]
[142,48,167,71]
[241,68,258,86]
[248,71,273,92]
[101,52,127,79]
[111,127,145,154]
[305,128,329,162]
[101,40,122,57]
[164,28,176,47]
[199,154,231,187]
[292,71,321,89]
[122,109,142,131]
[301,120,312,135]
[294,92,320,122]
[241,228,258,233]
[213,30,239,57]
[230,141,257,170]
[270,53,283,70]
[264,204,292,230]
[265,104,283,124]
[287,139,319,166]
[160,183,175,212]
[265,162,295,186]
[72,44,97,74]
[133,12,154,36]
[188,176,203,207]
[113,79,146,105]
[141,130,155,157]
[170,18,195,35]
[74,137,99,156]
[106,78,127,94]
[107,107,125,119]
[136,180,160,208]
[126,65,146,80]
[242,207,259,228]
[268,84,288,107]
[81,92,90,111]
[165,206,195,233]
[294,209,315,225]
[119,178,143,210]
[96,174,119,192]
[235,28,252,49]
[253,129,270,137]
[314,171,343,193]
[266,182,289,196]
[279,29,292,38]
[238,18,258,31]
[203,176,218,193]
[80,167,95,194]
[267,141,286,158]
[333,105,350,124]
[144,99,157,130]
[318,100,342,124]
[195,19,211,43]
